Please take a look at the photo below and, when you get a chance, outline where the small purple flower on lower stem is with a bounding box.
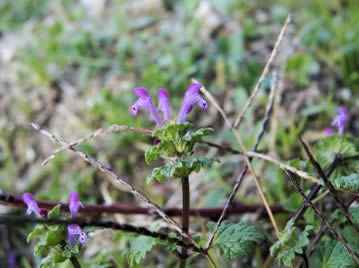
[157,88,170,122]
[69,192,84,218]
[177,83,208,124]
[67,224,87,247]
[131,87,163,127]
[325,128,335,136]
[22,193,41,217]
[331,106,348,135]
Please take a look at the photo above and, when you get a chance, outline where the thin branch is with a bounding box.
[30,123,198,247]
[0,215,203,254]
[202,141,319,183]
[196,74,281,251]
[233,14,291,128]
[299,137,359,235]
[305,196,357,257]
[0,190,285,217]
[292,155,341,223]
[285,170,359,263]
[42,125,152,166]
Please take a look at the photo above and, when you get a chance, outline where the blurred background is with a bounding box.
[0,0,359,267]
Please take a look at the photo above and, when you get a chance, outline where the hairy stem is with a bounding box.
[180,176,190,267]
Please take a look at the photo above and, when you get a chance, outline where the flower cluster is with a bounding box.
[22,191,87,247]
[131,82,208,126]
[326,106,348,136]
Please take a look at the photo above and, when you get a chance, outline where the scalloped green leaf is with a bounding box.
[127,235,157,265]
[333,173,359,191]
[208,220,264,261]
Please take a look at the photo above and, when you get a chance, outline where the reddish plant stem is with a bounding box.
[180,176,190,268]
[0,191,284,218]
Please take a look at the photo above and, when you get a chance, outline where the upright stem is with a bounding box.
[180,176,190,267]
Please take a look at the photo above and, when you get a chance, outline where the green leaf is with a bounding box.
[309,226,359,268]
[270,220,313,267]
[146,156,219,183]
[45,225,67,246]
[314,136,358,178]
[127,235,157,265]
[333,173,359,191]
[332,207,359,225]
[27,224,46,242]
[208,220,264,261]
[47,204,61,219]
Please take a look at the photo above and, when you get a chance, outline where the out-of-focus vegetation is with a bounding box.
[1,0,359,267]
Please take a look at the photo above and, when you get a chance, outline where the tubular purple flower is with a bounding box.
[69,192,84,218]
[331,106,348,135]
[67,224,88,247]
[22,193,41,217]
[176,83,208,124]
[131,87,163,127]
[157,88,170,122]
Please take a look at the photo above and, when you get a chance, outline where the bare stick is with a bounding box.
[233,14,291,128]
[0,190,285,217]
[197,78,281,251]
[0,215,203,253]
[202,141,319,183]
[285,170,359,263]
[31,123,198,247]
[299,137,359,235]
[42,125,152,166]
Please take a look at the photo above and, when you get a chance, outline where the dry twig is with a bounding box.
[42,125,152,166]
[233,14,291,128]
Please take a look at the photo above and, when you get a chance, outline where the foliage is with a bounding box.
[333,173,359,191]
[270,220,313,267]
[127,235,157,266]
[145,122,217,183]
[309,227,359,268]
[208,220,264,261]
[314,136,359,178]
[26,205,80,267]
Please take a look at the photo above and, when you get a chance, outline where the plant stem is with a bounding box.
[180,176,190,267]
[70,256,81,268]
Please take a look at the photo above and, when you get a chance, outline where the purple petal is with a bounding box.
[22,193,41,217]
[331,106,348,136]
[176,83,207,124]
[68,224,84,247]
[69,192,83,218]
[157,88,170,121]
[131,87,163,127]
[134,87,149,98]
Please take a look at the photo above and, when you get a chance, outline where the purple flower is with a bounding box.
[22,193,41,217]
[131,87,163,127]
[157,88,170,122]
[69,192,84,218]
[67,224,87,247]
[331,106,348,135]
[177,83,208,124]
[325,128,335,136]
